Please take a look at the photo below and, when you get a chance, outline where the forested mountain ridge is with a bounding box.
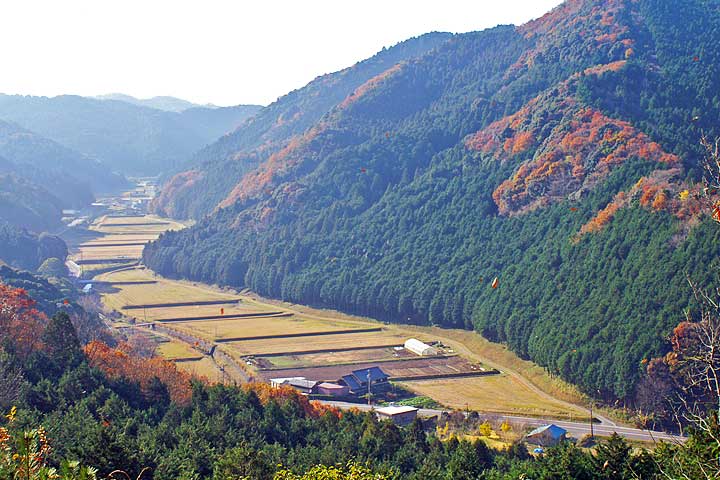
[0,94,260,175]
[145,0,720,401]
[150,32,453,219]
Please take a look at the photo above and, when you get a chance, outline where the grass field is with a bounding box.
[156,339,203,360]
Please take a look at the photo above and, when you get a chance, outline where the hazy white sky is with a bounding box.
[0,1,563,106]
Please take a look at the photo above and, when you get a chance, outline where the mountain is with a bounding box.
[0,94,262,175]
[95,93,220,112]
[150,32,453,218]
[145,0,720,402]
[0,119,128,207]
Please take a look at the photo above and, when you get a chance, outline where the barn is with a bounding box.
[525,424,567,447]
[404,338,438,356]
[375,406,419,426]
[315,382,350,397]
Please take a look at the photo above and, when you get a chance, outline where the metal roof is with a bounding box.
[527,424,567,439]
[376,406,418,416]
[341,375,362,391]
[351,366,389,382]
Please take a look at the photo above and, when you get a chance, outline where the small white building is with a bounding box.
[376,406,419,425]
[404,338,438,356]
[270,377,307,388]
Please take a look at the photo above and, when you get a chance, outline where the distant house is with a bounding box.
[375,406,418,426]
[525,424,567,447]
[404,338,438,356]
[315,382,350,397]
[82,284,93,294]
[270,377,318,394]
[338,366,390,395]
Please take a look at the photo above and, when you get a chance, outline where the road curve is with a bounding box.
[319,401,686,444]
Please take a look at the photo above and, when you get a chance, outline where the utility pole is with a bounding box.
[367,371,372,406]
[589,402,594,438]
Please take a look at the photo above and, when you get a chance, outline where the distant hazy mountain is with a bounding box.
[0,119,129,232]
[95,93,218,112]
[0,119,127,200]
[0,94,262,175]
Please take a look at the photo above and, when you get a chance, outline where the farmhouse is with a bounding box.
[525,424,567,447]
[404,338,438,356]
[339,366,390,395]
[375,406,419,425]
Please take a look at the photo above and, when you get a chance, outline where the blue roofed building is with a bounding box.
[525,424,568,447]
[338,366,390,395]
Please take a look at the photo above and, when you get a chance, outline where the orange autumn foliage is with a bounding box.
[84,340,193,405]
[339,63,404,110]
[469,82,679,216]
[509,0,632,79]
[242,383,342,419]
[0,284,48,358]
[577,191,628,237]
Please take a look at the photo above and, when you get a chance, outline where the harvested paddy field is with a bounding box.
[223,330,412,356]
[258,356,491,383]
[174,315,369,341]
[95,267,241,315]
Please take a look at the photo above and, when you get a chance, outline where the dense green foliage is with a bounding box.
[146,0,720,402]
[0,95,260,175]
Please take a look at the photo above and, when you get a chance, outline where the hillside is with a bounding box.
[145,0,720,402]
[0,95,261,175]
[0,220,67,271]
[0,119,128,207]
[0,174,64,232]
[150,32,453,218]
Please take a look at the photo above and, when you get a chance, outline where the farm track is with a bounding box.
[157,311,290,323]
[216,327,383,343]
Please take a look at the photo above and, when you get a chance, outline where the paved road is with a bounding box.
[319,401,686,444]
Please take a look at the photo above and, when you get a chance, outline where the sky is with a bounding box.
[0,0,563,107]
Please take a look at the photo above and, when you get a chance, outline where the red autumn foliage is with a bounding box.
[84,340,193,405]
[0,284,48,358]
